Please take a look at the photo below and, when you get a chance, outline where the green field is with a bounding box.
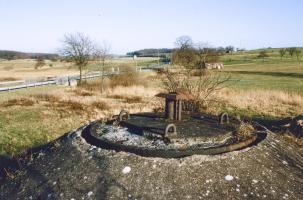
[220,48,303,93]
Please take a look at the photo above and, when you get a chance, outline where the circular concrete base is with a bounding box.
[82,113,265,158]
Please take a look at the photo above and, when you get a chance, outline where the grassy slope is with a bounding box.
[0,74,159,155]
[220,49,303,93]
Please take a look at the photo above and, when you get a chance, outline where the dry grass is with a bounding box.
[107,94,143,103]
[2,98,36,107]
[215,88,303,117]
[235,122,255,140]
[281,134,303,147]
[0,77,20,82]
[109,72,143,88]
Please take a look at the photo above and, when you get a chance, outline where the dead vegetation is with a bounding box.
[3,98,36,107]
[161,66,231,112]
[215,89,303,117]
[107,94,143,103]
[0,77,20,82]
[109,70,143,88]
[281,134,303,146]
[235,122,255,140]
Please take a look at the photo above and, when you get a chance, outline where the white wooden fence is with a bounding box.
[0,64,164,93]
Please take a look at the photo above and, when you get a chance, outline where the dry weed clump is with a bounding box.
[57,100,86,112]
[72,89,94,97]
[30,93,61,103]
[109,66,143,88]
[3,98,36,107]
[281,134,303,146]
[77,78,110,92]
[91,101,110,110]
[235,122,254,140]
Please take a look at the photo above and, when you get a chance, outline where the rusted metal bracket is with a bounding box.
[219,112,229,124]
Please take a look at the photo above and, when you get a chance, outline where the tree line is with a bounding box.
[126,45,237,58]
[0,50,59,60]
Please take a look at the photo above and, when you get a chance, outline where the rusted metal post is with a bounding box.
[177,100,182,121]
[165,98,169,119]
[157,92,194,121]
[168,99,174,120]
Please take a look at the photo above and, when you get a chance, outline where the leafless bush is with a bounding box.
[161,66,231,111]
[109,66,142,88]
[77,78,110,92]
[34,58,45,69]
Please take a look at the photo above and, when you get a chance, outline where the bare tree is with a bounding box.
[287,47,296,58]
[295,49,301,61]
[172,36,196,69]
[225,46,234,54]
[279,48,286,60]
[175,35,193,49]
[60,32,95,85]
[161,36,231,111]
[257,50,269,61]
[94,41,111,93]
[34,57,45,69]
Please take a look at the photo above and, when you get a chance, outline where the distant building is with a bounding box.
[204,62,224,70]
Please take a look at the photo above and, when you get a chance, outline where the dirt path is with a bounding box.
[1,125,303,200]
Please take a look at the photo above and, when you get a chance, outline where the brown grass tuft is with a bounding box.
[91,101,110,110]
[3,98,36,107]
[57,100,86,112]
[30,93,61,103]
[281,133,303,146]
[235,122,254,140]
[73,89,94,96]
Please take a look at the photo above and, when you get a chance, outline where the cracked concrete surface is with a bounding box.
[1,125,303,200]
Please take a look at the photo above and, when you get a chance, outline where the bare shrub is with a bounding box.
[161,66,231,111]
[35,58,46,69]
[109,67,142,88]
[77,78,110,92]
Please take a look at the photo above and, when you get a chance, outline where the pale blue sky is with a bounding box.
[0,0,302,54]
